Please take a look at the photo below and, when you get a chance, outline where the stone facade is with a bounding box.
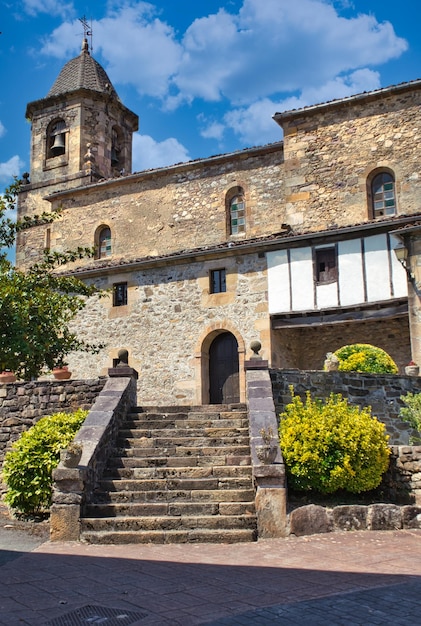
[14,41,421,404]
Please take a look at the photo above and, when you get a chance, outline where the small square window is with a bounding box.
[315,248,337,283]
[113,282,128,306]
[210,269,226,294]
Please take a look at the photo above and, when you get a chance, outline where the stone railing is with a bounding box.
[50,366,138,541]
[0,378,106,467]
[245,355,287,538]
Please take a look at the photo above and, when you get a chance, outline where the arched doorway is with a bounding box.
[209,332,240,404]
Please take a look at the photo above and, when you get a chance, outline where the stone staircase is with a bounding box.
[80,405,257,544]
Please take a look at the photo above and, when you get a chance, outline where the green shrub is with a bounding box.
[2,409,88,516]
[334,343,398,374]
[279,389,390,494]
[399,392,421,443]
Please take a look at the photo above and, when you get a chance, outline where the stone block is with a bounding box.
[50,504,80,541]
[255,487,287,538]
[332,505,368,531]
[289,504,333,537]
[367,504,402,530]
[401,505,421,529]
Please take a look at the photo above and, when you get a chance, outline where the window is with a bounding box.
[98,227,112,259]
[227,187,246,235]
[47,119,66,159]
[111,126,121,167]
[315,247,337,283]
[113,282,127,307]
[210,269,226,294]
[370,171,396,218]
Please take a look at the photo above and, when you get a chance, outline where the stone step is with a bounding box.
[107,454,251,468]
[117,435,251,448]
[81,528,257,545]
[131,404,247,414]
[117,445,251,458]
[98,476,253,492]
[123,419,249,431]
[81,514,257,533]
[84,501,255,518]
[91,488,256,504]
[103,465,253,480]
[119,426,249,437]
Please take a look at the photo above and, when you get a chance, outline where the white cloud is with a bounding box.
[38,0,408,149]
[23,0,75,18]
[175,0,407,106]
[0,121,5,138]
[132,133,190,171]
[0,156,25,184]
[224,69,382,145]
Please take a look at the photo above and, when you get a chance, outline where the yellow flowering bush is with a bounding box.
[279,388,390,494]
[334,343,398,374]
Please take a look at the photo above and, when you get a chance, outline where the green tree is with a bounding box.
[0,178,102,380]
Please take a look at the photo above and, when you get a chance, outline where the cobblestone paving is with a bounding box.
[0,530,420,625]
[206,579,421,625]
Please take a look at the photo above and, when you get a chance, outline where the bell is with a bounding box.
[50,133,65,156]
[111,147,119,165]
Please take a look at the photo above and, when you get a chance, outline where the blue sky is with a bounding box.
[0,0,420,183]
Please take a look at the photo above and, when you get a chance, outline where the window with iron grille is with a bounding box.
[113,282,128,306]
[210,269,227,294]
[315,247,337,283]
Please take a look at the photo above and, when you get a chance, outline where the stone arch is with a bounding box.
[194,321,246,405]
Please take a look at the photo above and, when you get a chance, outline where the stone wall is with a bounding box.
[270,369,421,445]
[279,83,421,232]
[0,379,106,465]
[65,251,270,405]
[17,145,285,269]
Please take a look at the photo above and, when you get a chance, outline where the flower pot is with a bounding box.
[0,371,16,383]
[405,365,419,376]
[60,445,82,468]
[255,444,278,465]
[53,367,71,380]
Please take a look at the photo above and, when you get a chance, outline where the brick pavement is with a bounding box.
[0,530,420,625]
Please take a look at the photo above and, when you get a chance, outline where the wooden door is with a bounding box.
[209,333,239,404]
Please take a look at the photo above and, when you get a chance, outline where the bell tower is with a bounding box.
[19,38,138,221]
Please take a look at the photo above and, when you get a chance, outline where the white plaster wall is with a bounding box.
[267,234,408,315]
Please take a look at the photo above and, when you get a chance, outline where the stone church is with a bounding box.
[16,39,421,405]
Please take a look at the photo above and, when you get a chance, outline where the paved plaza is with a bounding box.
[0,529,420,625]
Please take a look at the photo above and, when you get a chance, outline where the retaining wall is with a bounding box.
[0,379,106,465]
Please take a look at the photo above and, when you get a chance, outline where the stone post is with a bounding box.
[245,341,287,538]
[402,233,421,368]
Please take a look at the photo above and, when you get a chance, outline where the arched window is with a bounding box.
[96,226,112,259]
[47,119,67,159]
[227,186,246,235]
[370,171,396,218]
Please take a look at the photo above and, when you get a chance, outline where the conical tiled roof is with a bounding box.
[47,39,119,99]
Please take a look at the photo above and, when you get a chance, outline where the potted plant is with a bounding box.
[405,360,419,376]
[0,370,16,383]
[255,426,279,464]
[52,359,72,380]
[60,441,83,468]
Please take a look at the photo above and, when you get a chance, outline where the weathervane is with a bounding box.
[79,16,93,51]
